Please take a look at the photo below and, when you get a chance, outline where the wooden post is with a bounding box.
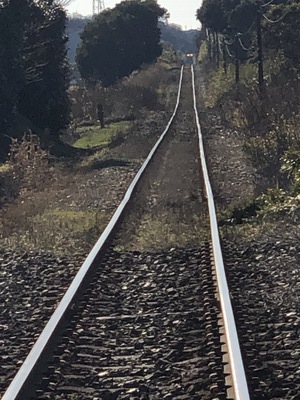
[234,35,240,83]
[257,7,265,94]
[222,38,227,75]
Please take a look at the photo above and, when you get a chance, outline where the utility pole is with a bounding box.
[257,6,265,94]
[234,35,240,83]
[93,0,105,15]
[222,38,227,75]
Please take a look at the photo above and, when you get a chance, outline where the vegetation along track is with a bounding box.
[3,66,298,400]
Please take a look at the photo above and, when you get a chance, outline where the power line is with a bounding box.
[224,38,234,46]
[237,20,256,37]
[261,0,275,8]
[237,36,254,52]
[262,11,290,24]
[226,44,234,58]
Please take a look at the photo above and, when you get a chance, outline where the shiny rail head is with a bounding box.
[191,65,250,400]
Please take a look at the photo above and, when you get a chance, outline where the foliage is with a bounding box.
[197,0,258,34]
[18,0,70,135]
[9,132,51,191]
[76,0,166,86]
[69,62,176,125]
[0,0,70,160]
[159,22,200,55]
[197,0,300,70]
[67,17,199,65]
[0,1,25,136]
[73,122,132,149]
[202,64,235,108]
[197,0,227,33]
[198,41,208,63]
[263,2,300,64]
[0,164,19,205]
[197,0,300,228]
[281,149,300,192]
[244,112,300,183]
[257,187,286,210]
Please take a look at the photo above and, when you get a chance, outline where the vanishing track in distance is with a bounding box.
[3,67,249,400]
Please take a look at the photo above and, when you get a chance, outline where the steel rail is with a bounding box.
[2,66,184,400]
[191,65,250,400]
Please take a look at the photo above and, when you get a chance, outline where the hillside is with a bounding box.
[159,22,199,55]
[66,17,87,64]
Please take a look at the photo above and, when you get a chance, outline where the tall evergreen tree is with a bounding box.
[0,0,25,151]
[0,0,70,159]
[18,0,70,135]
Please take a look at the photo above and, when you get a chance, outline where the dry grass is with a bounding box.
[0,63,182,256]
[0,134,109,255]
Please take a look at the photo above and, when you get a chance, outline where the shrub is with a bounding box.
[9,132,51,192]
[281,148,300,193]
[0,165,19,205]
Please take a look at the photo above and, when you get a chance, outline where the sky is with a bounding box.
[66,0,202,30]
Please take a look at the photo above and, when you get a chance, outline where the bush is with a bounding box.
[9,132,52,192]
[0,165,19,205]
[281,148,300,193]
[69,62,179,124]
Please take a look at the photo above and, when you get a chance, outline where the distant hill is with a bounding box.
[66,17,200,64]
[66,18,88,64]
[159,22,199,55]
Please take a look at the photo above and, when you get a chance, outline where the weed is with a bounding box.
[281,148,300,192]
[0,164,19,205]
[9,132,51,192]
[198,41,208,63]
[0,194,108,255]
[118,211,210,252]
[69,61,178,126]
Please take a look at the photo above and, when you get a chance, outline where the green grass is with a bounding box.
[73,122,132,149]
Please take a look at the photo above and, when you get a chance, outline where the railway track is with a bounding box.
[2,66,298,400]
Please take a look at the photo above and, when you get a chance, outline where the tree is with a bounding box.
[0,1,25,134]
[197,0,228,66]
[18,0,70,135]
[76,0,166,86]
[197,0,227,33]
[0,0,71,160]
[0,0,27,159]
[197,0,259,82]
[263,2,300,65]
